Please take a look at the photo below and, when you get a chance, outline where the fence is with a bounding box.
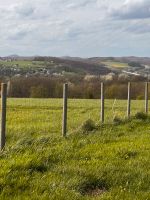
[0,82,149,150]
[0,83,7,150]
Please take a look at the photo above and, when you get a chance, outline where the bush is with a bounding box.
[113,116,122,125]
[30,86,49,98]
[134,112,148,120]
[81,119,96,133]
[136,95,144,100]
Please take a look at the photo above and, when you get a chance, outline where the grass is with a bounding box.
[0,60,129,70]
[0,99,150,199]
[0,60,45,69]
[102,61,129,69]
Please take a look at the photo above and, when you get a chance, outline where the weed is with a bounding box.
[79,177,108,196]
[113,116,122,125]
[80,119,96,133]
[134,112,148,120]
[117,150,138,160]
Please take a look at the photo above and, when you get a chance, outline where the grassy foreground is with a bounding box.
[0,99,150,199]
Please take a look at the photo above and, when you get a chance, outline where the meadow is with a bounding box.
[0,60,45,69]
[0,99,150,200]
[101,61,129,69]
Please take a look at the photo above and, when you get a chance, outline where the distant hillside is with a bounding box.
[0,55,150,78]
[87,56,150,66]
[0,56,111,78]
[34,56,111,75]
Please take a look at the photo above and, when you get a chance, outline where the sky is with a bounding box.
[0,0,150,57]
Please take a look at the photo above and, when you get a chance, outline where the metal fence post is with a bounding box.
[145,82,148,114]
[62,83,68,137]
[101,82,104,123]
[127,82,131,119]
[0,83,7,150]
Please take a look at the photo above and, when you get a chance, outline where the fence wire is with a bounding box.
[0,82,149,148]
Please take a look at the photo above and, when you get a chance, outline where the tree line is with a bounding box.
[2,75,148,100]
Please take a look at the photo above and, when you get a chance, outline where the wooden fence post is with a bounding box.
[101,82,104,123]
[0,83,7,150]
[145,82,148,114]
[127,82,131,119]
[62,83,68,137]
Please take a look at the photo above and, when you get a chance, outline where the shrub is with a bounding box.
[81,119,96,133]
[136,95,144,100]
[134,112,148,120]
[113,116,122,125]
[30,86,49,98]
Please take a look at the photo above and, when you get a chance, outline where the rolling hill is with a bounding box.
[0,55,150,78]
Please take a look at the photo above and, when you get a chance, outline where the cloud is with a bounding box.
[66,0,97,9]
[0,0,150,57]
[15,3,35,17]
[8,31,29,40]
[124,20,150,34]
[110,0,150,20]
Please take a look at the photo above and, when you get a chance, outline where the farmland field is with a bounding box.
[6,98,147,138]
[101,61,129,69]
[0,99,150,200]
[0,60,46,69]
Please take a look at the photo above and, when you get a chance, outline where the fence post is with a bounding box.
[0,83,7,150]
[127,82,131,119]
[101,82,104,123]
[62,83,68,137]
[145,82,148,114]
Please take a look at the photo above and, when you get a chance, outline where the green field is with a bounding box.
[0,60,45,69]
[102,61,129,69]
[0,99,150,200]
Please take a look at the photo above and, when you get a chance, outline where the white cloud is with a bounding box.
[110,0,150,19]
[0,0,150,56]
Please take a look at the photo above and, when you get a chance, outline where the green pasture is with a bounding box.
[0,99,150,200]
[6,99,146,139]
[102,61,129,69]
[0,60,45,68]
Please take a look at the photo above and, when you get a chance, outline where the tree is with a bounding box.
[30,86,49,98]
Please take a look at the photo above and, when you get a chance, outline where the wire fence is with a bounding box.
[0,82,150,150]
